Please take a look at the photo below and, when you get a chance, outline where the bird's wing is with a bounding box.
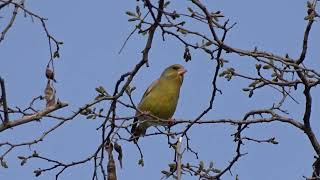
[130,79,159,137]
[141,79,159,100]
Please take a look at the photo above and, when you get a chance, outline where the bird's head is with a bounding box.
[161,64,187,83]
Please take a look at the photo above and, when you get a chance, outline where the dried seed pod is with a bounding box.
[44,81,56,107]
[45,68,57,82]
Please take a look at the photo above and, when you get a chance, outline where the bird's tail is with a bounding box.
[129,126,146,143]
[130,117,140,143]
[130,118,147,143]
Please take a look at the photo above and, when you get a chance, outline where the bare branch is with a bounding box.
[0,77,9,124]
[0,101,68,132]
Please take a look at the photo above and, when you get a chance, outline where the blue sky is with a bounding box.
[0,0,320,180]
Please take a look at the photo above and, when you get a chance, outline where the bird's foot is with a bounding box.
[167,118,175,126]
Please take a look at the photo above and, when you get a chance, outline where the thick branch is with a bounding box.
[0,101,68,132]
[0,77,9,124]
[297,1,316,64]
[297,20,314,64]
[302,86,320,155]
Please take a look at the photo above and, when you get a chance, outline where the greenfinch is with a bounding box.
[130,64,186,142]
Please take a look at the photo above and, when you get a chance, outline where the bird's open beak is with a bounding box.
[178,68,187,76]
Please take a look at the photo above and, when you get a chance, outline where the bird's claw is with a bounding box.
[168,118,175,126]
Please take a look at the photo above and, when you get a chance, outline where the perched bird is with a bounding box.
[130,64,186,142]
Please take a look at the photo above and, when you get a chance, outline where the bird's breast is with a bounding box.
[139,86,180,119]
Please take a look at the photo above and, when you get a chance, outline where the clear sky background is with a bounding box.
[0,0,320,180]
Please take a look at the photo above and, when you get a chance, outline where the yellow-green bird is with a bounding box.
[130,64,187,142]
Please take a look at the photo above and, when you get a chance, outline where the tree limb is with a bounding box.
[0,101,68,132]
